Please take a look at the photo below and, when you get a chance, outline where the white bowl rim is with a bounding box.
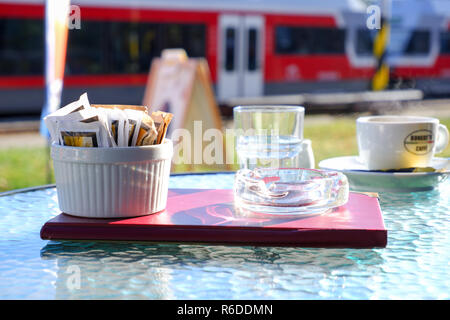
[51,139,173,163]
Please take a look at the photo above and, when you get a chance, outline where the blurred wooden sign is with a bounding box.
[142,49,227,169]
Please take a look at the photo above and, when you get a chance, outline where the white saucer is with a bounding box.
[318,156,450,193]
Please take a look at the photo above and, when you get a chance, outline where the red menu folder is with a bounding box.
[40,189,387,248]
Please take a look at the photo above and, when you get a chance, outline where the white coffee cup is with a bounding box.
[356,116,449,170]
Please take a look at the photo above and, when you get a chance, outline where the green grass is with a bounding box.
[304,118,359,164]
[1,116,450,192]
[0,147,54,192]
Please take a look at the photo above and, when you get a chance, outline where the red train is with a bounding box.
[1,0,450,114]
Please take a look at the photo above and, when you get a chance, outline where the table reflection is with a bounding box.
[40,241,383,299]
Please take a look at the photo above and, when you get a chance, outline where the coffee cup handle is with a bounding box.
[435,124,449,154]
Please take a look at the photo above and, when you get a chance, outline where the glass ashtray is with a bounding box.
[234,168,349,217]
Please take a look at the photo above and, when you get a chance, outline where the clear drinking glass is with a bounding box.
[233,105,305,169]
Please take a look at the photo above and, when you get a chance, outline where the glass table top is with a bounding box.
[0,172,449,299]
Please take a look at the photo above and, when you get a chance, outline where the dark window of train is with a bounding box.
[66,21,205,75]
[404,30,430,55]
[275,26,345,55]
[247,28,258,71]
[440,31,450,54]
[109,22,144,74]
[67,21,110,74]
[225,28,236,71]
[356,29,374,55]
[0,18,44,75]
[139,23,161,72]
[161,24,206,58]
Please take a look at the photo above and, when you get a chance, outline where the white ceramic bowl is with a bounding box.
[51,139,173,218]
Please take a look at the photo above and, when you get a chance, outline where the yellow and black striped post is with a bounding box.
[371,16,390,91]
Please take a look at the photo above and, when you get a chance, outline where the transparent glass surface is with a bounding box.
[233,106,305,170]
[234,168,349,216]
[0,173,449,299]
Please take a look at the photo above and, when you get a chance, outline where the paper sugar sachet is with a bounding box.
[123,109,143,147]
[151,111,174,144]
[57,121,99,147]
[105,108,127,147]
[43,93,172,148]
[92,104,152,147]
[56,108,111,148]
[136,113,158,146]
[44,93,111,147]
[44,93,91,143]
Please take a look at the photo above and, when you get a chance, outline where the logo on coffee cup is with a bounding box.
[404,129,434,155]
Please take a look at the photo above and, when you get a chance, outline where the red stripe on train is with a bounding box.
[0,76,43,88]
[0,3,44,18]
[0,74,150,89]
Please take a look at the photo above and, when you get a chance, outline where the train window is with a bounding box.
[67,21,108,75]
[162,24,206,58]
[225,28,236,71]
[138,23,160,72]
[165,24,183,49]
[404,30,430,55]
[0,18,44,75]
[0,19,206,76]
[247,28,258,71]
[109,22,141,74]
[312,28,346,54]
[66,21,205,75]
[276,26,309,54]
[185,25,206,57]
[440,31,450,54]
[356,29,374,56]
[275,26,345,55]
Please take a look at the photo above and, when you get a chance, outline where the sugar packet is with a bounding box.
[123,109,144,147]
[136,113,158,146]
[44,93,91,143]
[57,120,110,148]
[106,108,128,147]
[151,111,174,144]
